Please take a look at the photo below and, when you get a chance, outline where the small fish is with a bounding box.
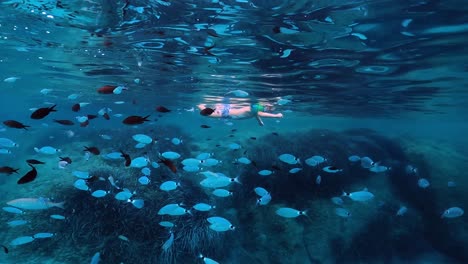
[396,206,408,216]
[87,114,98,120]
[90,252,100,264]
[156,106,171,113]
[50,214,66,220]
[84,146,100,155]
[26,159,45,165]
[3,120,30,130]
[0,149,12,155]
[200,108,215,116]
[315,175,322,185]
[138,176,150,185]
[0,244,8,254]
[162,232,174,251]
[4,77,20,83]
[159,221,175,228]
[30,105,57,119]
[360,157,375,169]
[199,254,219,264]
[278,154,300,165]
[200,124,211,128]
[160,181,180,191]
[2,207,24,214]
[276,207,306,218]
[97,85,117,94]
[9,236,34,246]
[7,220,28,227]
[91,190,108,198]
[33,233,54,239]
[130,199,144,209]
[161,151,181,160]
[171,137,182,145]
[343,190,374,202]
[34,146,60,155]
[0,166,19,175]
[331,197,343,206]
[289,168,302,174]
[441,207,464,218]
[159,158,177,173]
[0,138,18,147]
[119,150,131,167]
[257,193,272,206]
[335,208,351,218]
[118,235,129,242]
[17,164,37,184]
[53,119,74,126]
[59,157,72,164]
[348,155,361,162]
[193,203,215,211]
[254,187,269,196]
[207,217,235,230]
[258,170,273,176]
[418,178,430,189]
[122,115,150,125]
[71,103,80,112]
[322,166,342,173]
[212,189,233,197]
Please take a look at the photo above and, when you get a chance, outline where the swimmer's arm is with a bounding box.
[197,104,207,110]
[256,115,264,126]
[258,112,283,118]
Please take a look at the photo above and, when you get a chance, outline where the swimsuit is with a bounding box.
[251,103,264,114]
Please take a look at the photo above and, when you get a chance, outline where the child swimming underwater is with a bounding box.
[197,102,283,126]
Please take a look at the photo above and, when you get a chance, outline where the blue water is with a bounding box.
[0,1,467,263]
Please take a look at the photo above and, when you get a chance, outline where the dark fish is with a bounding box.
[0,244,8,254]
[159,158,177,173]
[251,160,257,167]
[156,106,171,113]
[87,114,98,120]
[200,108,215,116]
[215,144,221,147]
[71,103,80,112]
[120,150,131,167]
[80,120,89,127]
[272,26,281,34]
[228,135,234,138]
[31,104,57,119]
[97,85,117,94]
[85,175,99,183]
[103,113,110,120]
[84,146,100,155]
[3,120,30,130]
[123,115,150,125]
[206,29,220,38]
[59,157,72,164]
[201,125,211,128]
[272,132,279,136]
[250,137,257,140]
[26,159,45,165]
[17,164,37,184]
[0,166,19,175]
[53,119,74,126]
[271,165,281,171]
